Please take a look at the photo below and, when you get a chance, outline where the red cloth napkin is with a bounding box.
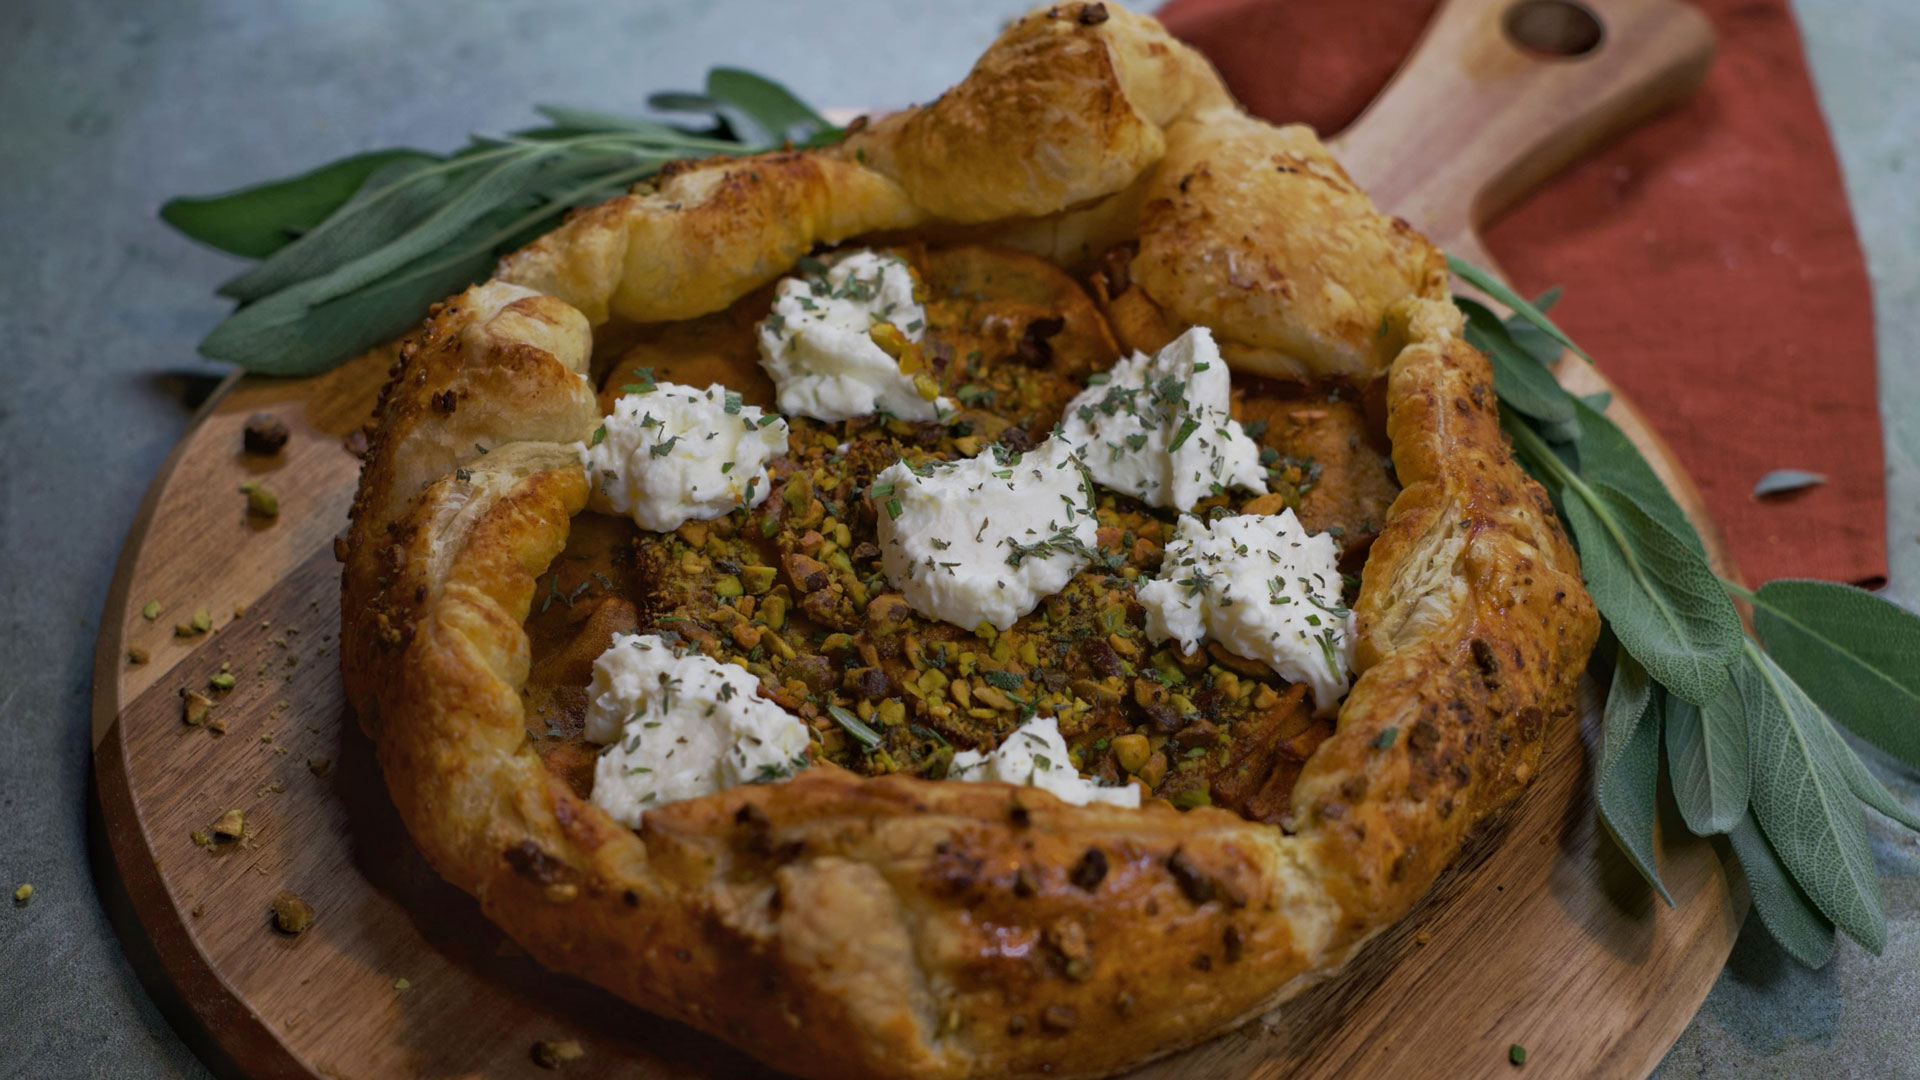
[1157,0,1887,587]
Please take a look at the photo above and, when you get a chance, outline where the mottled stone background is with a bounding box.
[1,0,1912,1076]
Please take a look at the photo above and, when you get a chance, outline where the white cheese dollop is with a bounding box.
[948,715,1140,808]
[875,437,1097,632]
[1138,509,1355,717]
[585,633,811,827]
[754,250,954,422]
[1057,326,1267,512]
[582,381,788,533]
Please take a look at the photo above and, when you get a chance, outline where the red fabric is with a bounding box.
[1158,0,1887,587]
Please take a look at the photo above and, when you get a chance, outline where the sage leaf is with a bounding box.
[1458,297,1574,427]
[1739,642,1886,952]
[705,68,837,147]
[199,154,664,373]
[528,105,687,140]
[1597,651,1673,904]
[1505,287,1564,365]
[226,145,633,308]
[203,244,498,376]
[1558,478,1741,705]
[1727,810,1836,968]
[1749,579,1920,769]
[647,90,724,115]
[216,150,480,301]
[1812,712,1920,832]
[1753,469,1826,498]
[1447,254,1592,362]
[1664,674,1748,835]
[1569,396,1703,553]
[161,148,438,260]
[164,73,829,376]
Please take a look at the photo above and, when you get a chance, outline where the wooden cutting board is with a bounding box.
[91,0,1740,1077]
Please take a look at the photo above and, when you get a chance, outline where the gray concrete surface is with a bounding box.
[0,1,1912,1076]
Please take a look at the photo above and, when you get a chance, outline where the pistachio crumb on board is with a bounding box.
[13,883,32,905]
[531,1040,585,1069]
[270,890,314,935]
[127,646,149,665]
[243,412,290,455]
[240,480,280,518]
[181,690,214,727]
[211,808,245,841]
[141,600,162,620]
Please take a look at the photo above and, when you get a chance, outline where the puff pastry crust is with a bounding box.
[341,5,1598,1078]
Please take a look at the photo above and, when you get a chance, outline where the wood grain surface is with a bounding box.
[91,0,1742,1077]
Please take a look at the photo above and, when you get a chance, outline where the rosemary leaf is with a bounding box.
[827,704,882,750]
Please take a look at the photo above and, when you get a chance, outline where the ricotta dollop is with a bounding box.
[582,381,788,533]
[948,715,1141,808]
[874,437,1098,632]
[1057,326,1267,512]
[585,633,811,827]
[1138,509,1355,716]
[755,250,954,422]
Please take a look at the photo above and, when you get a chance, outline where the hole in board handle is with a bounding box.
[1503,0,1606,58]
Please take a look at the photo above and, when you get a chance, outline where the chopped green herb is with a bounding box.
[827,704,882,749]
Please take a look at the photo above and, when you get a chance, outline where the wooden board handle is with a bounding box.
[1329,0,1716,258]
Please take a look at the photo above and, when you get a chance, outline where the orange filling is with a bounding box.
[521,243,1397,825]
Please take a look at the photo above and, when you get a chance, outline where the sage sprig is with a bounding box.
[1460,257,1920,964]
[162,69,839,376]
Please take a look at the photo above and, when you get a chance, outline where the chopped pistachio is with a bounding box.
[757,594,788,631]
[211,808,245,841]
[182,690,214,727]
[127,646,150,665]
[308,755,332,778]
[393,978,411,991]
[141,600,162,620]
[191,609,213,633]
[1509,1044,1527,1067]
[740,566,777,595]
[713,575,743,599]
[12,883,32,905]
[270,890,316,934]
[209,670,237,691]
[1169,788,1211,810]
[190,830,211,849]
[245,484,280,517]
[1112,733,1151,775]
